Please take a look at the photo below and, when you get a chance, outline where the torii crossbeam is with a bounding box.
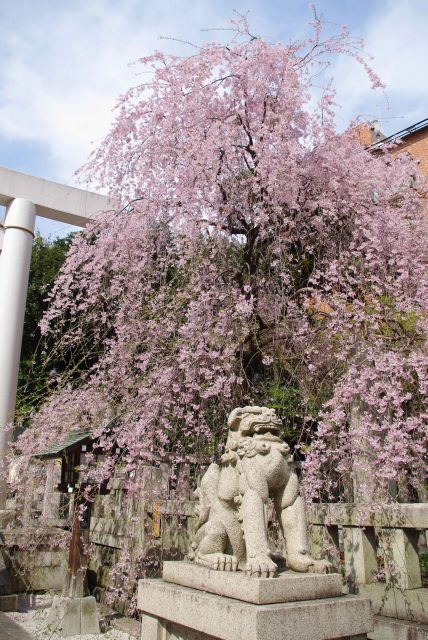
[0,166,112,509]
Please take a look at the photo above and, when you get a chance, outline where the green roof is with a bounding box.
[36,429,91,459]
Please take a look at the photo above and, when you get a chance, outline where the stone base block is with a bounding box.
[47,595,100,637]
[163,562,343,604]
[141,616,368,640]
[0,594,18,611]
[138,578,373,640]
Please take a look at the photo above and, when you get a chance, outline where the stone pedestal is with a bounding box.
[138,562,373,640]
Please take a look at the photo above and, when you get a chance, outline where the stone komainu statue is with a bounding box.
[189,406,331,578]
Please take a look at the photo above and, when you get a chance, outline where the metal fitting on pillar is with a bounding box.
[3,198,35,238]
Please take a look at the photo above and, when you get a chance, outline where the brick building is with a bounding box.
[356,117,428,177]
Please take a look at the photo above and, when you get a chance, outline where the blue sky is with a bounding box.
[0,0,427,237]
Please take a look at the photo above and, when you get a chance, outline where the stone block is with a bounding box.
[80,596,100,635]
[12,548,68,591]
[141,616,217,640]
[0,509,15,527]
[310,524,340,567]
[368,614,428,640]
[51,550,67,567]
[47,595,81,637]
[0,549,12,595]
[18,592,55,610]
[107,477,125,490]
[162,561,343,604]
[141,612,163,640]
[359,584,428,625]
[343,526,378,588]
[46,594,100,637]
[309,503,428,529]
[24,565,67,591]
[142,619,369,640]
[111,615,141,638]
[138,579,373,640]
[90,531,126,549]
[0,594,18,611]
[61,598,82,637]
[379,528,422,590]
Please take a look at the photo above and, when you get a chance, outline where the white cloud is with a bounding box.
[0,0,245,183]
[0,0,275,236]
[331,0,428,134]
[0,0,426,194]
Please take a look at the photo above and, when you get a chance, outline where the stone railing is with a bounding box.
[308,502,428,634]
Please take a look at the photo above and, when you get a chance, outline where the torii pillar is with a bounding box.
[0,167,111,510]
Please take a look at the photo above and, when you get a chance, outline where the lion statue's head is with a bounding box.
[222,406,288,465]
[227,406,282,437]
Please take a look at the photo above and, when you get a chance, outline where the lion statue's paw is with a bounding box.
[310,559,333,574]
[196,553,238,572]
[245,555,278,578]
[288,552,333,574]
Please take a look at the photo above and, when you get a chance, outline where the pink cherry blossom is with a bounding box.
[9,15,428,561]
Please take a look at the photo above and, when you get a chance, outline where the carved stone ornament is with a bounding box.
[189,406,332,578]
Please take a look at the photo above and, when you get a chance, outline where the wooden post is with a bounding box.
[64,493,92,598]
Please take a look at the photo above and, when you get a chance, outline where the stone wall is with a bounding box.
[6,456,428,639]
[1,459,199,614]
[87,463,198,613]
[0,528,69,592]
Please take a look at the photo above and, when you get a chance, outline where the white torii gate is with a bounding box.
[0,166,112,509]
